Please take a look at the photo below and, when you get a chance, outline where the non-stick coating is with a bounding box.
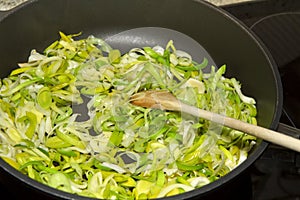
[0,0,282,199]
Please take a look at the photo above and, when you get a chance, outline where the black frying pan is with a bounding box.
[0,0,285,199]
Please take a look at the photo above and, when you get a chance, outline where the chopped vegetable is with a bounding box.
[0,32,257,199]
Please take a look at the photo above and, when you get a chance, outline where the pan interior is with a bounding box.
[103,27,216,69]
[73,26,217,135]
[0,0,279,199]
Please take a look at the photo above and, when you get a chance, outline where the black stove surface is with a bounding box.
[223,0,300,199]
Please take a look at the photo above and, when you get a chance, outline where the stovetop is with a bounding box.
[223,0,300,199]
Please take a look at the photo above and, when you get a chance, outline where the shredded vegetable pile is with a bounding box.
[0,32,257,199]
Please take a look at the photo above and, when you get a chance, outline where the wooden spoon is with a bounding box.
[130,90,300,153]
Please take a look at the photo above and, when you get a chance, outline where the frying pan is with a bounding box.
[0,0,290,199]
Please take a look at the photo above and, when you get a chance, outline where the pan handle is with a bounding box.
[277,123,300,139]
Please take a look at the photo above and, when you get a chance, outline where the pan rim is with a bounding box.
[0,0,283,199]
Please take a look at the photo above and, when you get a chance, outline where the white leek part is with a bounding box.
[179,120,196,147]
[88,172,103,193]
[128,48,147,59]
[152,45,165,56]
[101,162,127,174]
[67,60,80,70]
[157,184,195,198]
[87,35,113,53]
[28,50,47,62]
[182,78,206,94]
[237,150,248,165]
[48,172,72,193]
[231,78,256,104]
[170,53,179,66]
[175,50,193,66]
[188,176,210,187]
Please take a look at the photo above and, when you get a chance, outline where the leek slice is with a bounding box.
[0,32,257,199]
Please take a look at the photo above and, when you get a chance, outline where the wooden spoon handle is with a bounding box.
[130,90,300,152]
[181,103,300,153]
